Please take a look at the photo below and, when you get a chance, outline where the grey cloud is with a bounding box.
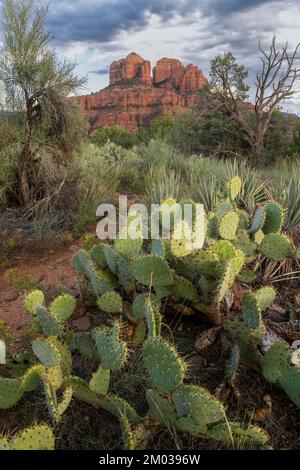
[48,0,200,45]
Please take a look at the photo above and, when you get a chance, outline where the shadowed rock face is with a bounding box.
[75,53,207,135]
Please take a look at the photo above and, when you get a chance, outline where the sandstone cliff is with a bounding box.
[76,53,207,135]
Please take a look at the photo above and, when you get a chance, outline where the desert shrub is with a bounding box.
[38,92,88,156]
[91,125,137,149]
[169,108,246,156]
[143,165,185,204]
[222,158,270,214]
[0,144,20,204]
[137,113,174,143]
[70,142,120,234]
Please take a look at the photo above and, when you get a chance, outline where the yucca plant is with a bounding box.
[223,158,270,213]
[144,165,185,204]
[191,175,222,212]
[281,174,300,232]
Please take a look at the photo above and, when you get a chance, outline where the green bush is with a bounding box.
[91,125,137,149]
[169,108,246,156]
[70,142,120,234]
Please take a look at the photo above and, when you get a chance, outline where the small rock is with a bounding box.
[55,258,66,266]
[69,245,80,252]
[41,281,50,291]
[69,287,81,298]
[3,290,19,302]
[72,317,91,331]
[79,307,87,317]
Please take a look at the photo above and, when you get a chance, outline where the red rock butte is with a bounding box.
[75,53,208,135]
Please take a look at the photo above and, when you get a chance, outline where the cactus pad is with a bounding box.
[0,378,22,409]
[50,294,76,322]
[21,365,44,392]
[238,268,256,284]
[11,425,55,450]
[213,240,236,262]
[183,249,218,277]
[97,291,123,314]
[151,239,166,257]
[207,422,269,447]
[242,293,262,330]
[93,326,127,370]
[36,306,62,337]
[120,415,135,450]
[118,257,135,293]
[144,300,157,337]
[89,366,110,395]
[249,207,266,234]
[225,344,240,385]
[235,230,257,257]
[279,367,300,408]
[260,233,292,261]
[170,221,193,257]
[255,287,276,311]
[24,290,45,315]
[229,176,242,201]
[219,212,239,240]
[146,389,177,426]
[143,337,186,393]
[172,275,199,302]
[104,245,118,274]
[73,250,102,297]
[101,394,141,424]
[262,202,283,234]
[261,341,292,384]
[132,294,159,321]
[32,338,60,367]
[173,385,225,435]
[115,229,143,259]
[72,333,96,359]
[90,243,108,269]
[215,259,236,303]
[132,255,173,287]
[64,376,99,404]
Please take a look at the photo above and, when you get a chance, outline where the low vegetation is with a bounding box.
[0,0,300,452]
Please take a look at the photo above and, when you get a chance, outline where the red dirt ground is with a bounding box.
[0,243,82,340]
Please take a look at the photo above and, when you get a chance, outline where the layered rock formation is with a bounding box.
[76,53,207,135]
[109,53,152,87]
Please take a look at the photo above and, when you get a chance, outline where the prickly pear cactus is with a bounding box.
[259,233,293,261]
[97,291,123,313]
[132,255,173,287]
[1,425,55,450]
[229,176,242,202]
[262,201,284,234]
[143,337,186,393]
[172,384,225,435]
[50,294,76,322]
[89,366,110,395]
[24,290,45,315]
[93,324,127,370]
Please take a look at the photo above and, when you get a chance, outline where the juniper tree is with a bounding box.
[0,0,86,205]
[209,36,300,158]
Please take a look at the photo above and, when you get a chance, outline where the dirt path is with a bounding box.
[0,242,83,339]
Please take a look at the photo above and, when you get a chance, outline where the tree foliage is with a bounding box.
[0,0,86,205]
[208,36,300,158]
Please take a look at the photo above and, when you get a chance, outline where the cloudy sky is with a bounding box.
[47,0,300,113]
